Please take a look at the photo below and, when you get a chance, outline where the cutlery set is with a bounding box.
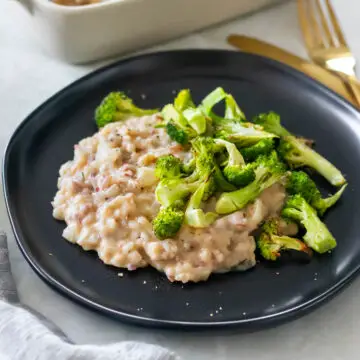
[227,0,360,108]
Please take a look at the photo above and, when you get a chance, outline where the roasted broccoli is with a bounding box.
[262,216,298,236]
[278,137,346,187]
[152,206,185,239]
[240,138,275,162]
[200,87,274,144]
[224,94,246,121]
[253,111,290,137]
[95,92,158,128]
[257,218,312,261]
[155,178,198,208]
[174,89,195,111]
[200,87,228,116]
[215,139,255,187]
[214,120,277,147]
[200,87,246,122]
[183,108,207,135]
[182,157,196,174]
[185,178,218,228]
[155,155,183,180]
[192,137,236,192]
[282,195,337,253]
[155,137,218,229]
[286,171,347,216]
[166,122,189,145]
[172,89,208,135]
[215,152,287,214]
[162,104,197,144]
[253,111,346,186]
[258,233,312,261]
[155,137,217,208]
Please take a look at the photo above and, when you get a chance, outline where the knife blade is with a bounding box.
[227,35,357,107]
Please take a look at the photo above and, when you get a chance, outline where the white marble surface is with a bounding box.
[1,1,360,359]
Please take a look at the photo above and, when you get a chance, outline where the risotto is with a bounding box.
[52,114,286,282]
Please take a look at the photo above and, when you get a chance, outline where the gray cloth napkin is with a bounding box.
[0,233,180,360]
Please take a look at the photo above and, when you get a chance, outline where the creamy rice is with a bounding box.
[52,114,286,283]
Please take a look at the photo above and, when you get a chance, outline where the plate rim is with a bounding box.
[3,49,360,329]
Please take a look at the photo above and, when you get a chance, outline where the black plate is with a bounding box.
[4,50,360,330]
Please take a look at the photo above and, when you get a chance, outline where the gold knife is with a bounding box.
[227,35,357,107]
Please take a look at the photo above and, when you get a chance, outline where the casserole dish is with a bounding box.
[17,0,281,63]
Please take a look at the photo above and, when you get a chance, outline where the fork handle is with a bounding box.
[338,73,360,108]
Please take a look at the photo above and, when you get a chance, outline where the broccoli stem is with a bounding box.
[213,166,237,192]
[215,162,284,215]
[185,181,218,228]
[258,234,312,261]
[155,179,198,207]
[174,89,195,111]
[215,179,261,214]
[313,184,347,216]
[215,139,245,166]
[162,104,190,130]
[224,94,246,121]
[284,136,346,187]
[282,196,337,253]
[201,87,227,115]
[183,108,207,135]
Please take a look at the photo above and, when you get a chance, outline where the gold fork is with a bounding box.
[298,0,360,106]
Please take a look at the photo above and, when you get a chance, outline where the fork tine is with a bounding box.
[298,0,317,50]
[325,0,348,47]
[314,0,335,47]
[308,0,326,48]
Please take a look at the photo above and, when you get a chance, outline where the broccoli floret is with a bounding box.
[209,107,278,146]
[224,94,246,121]
[192,137,236,192]
[155,137,217,208]
[253,111,291,137]
[174,89,195,111]
[155,178,197,208]
[262,217,298,236]
[182,157,196,174]
[162,104,196,144]
[241,138,275,162]
[185,179,218,228]
[257,218,312,261]
[215,120,277,147]
[95,92,158,128]
[152,206,184,240]
[215,151,287,214]
[172,89,208,135]
[278,137,346,187]
[155,155,183,180]
[224,165,255,188]
[191,137,216,173]
[286,171,347,216]
[166,122,189,145]
[162,104,189,129]
[213,166,237,192]
[282,195,337,254]
[253,111,346,186]
[258,233,312,261]
[215,139,255,187]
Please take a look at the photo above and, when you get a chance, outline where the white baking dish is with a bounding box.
[17,0,280,64]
